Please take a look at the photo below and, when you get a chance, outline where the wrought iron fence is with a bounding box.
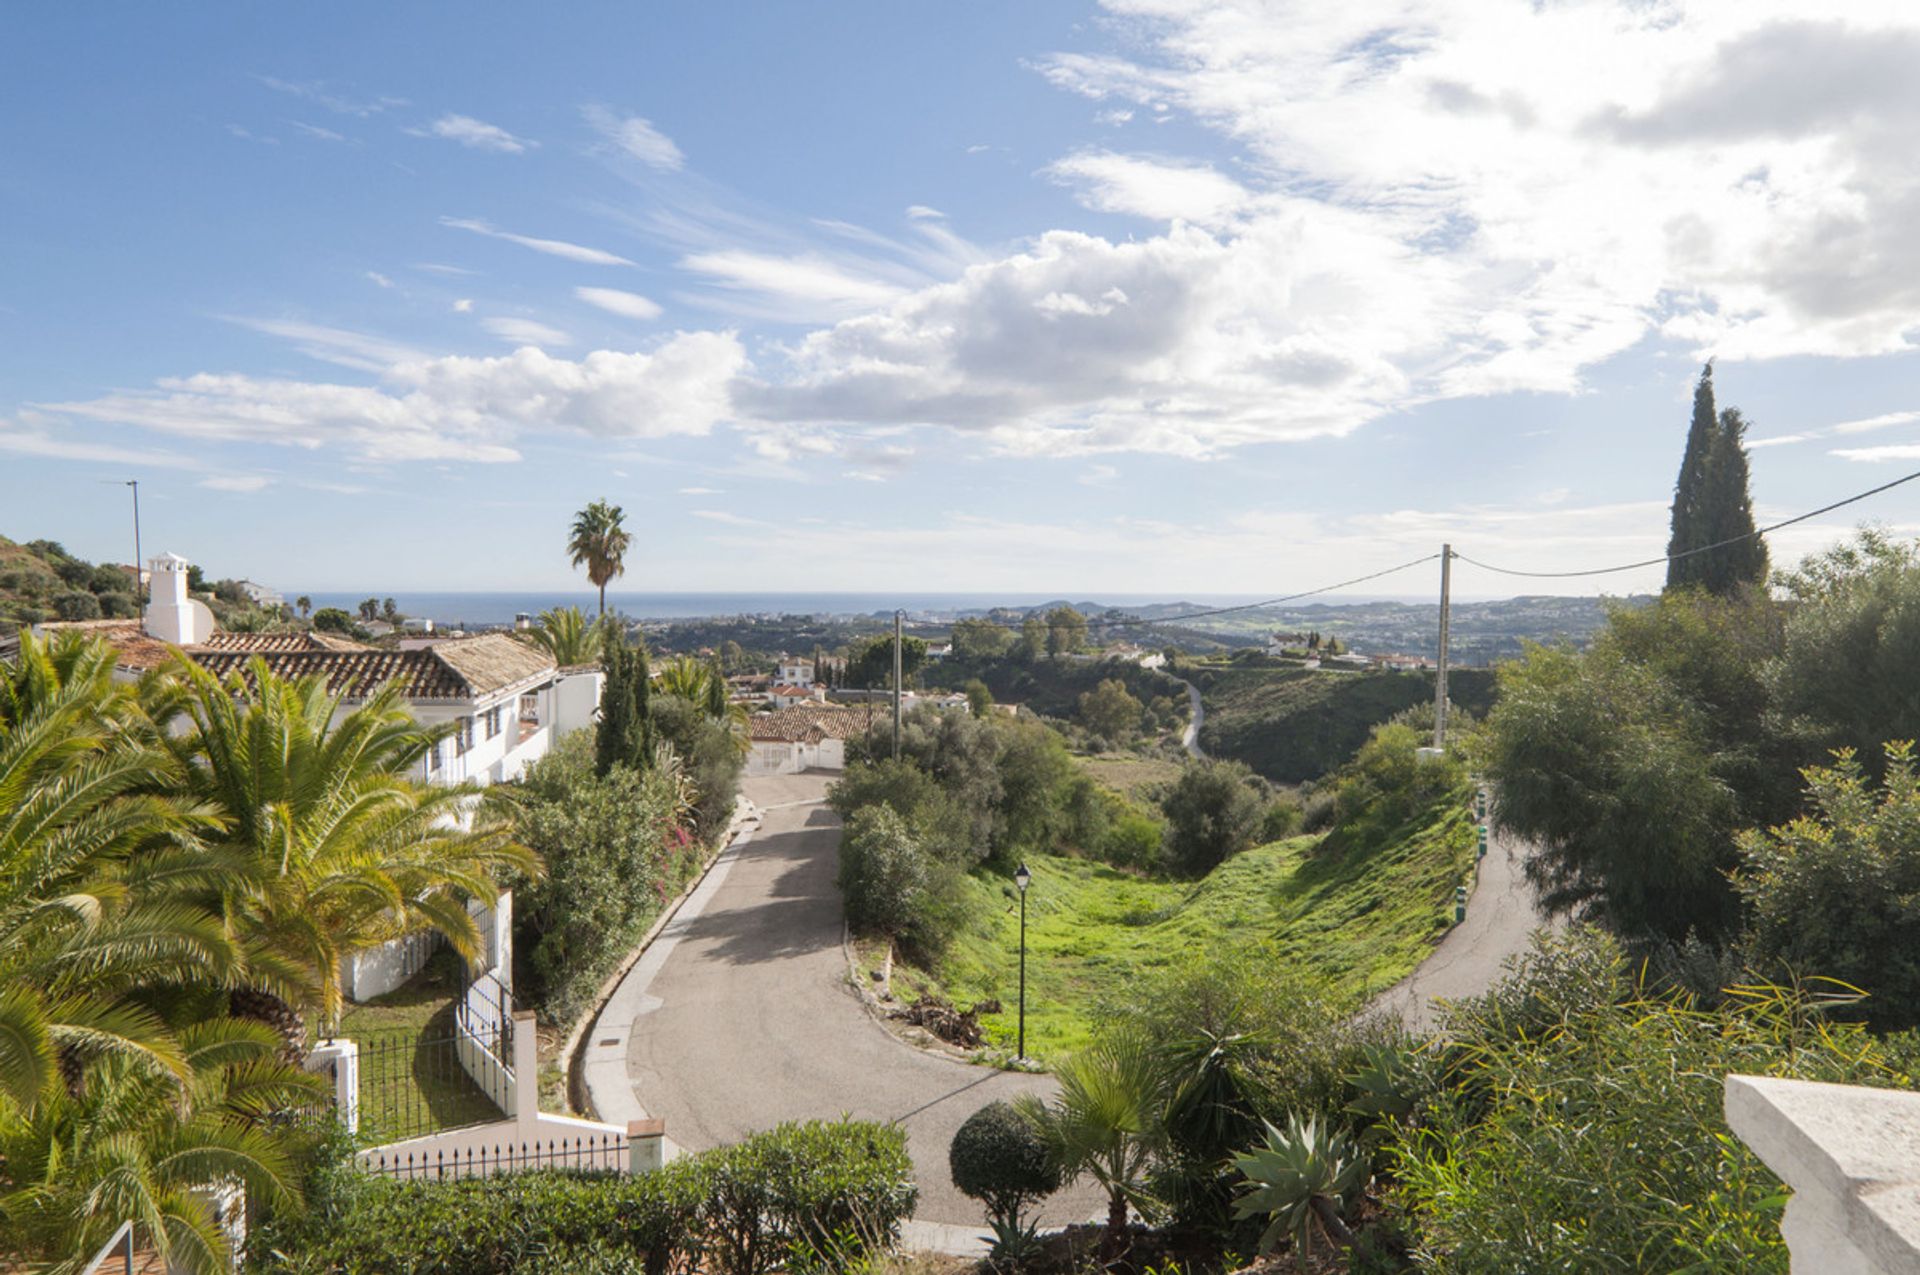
[363,1129,630,1181]
[347,1016,507,1145]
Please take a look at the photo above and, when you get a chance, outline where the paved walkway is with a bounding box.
[596,772,1101,1229]
[1369,817,1557,1031]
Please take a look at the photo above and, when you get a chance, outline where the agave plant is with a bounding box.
[1231,1115,1370,1260]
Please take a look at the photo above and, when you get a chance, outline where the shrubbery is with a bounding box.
[504,731,701,1024]
[257,1119,917,1275]
[950,1102,1061,1236]
[1158,758,1266,877]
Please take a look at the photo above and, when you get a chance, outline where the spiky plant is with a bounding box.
[1015,1033,1165,1263]
[161,655,540,1054]
[1231,1115,1369,1261]
[0,1016,322,1274]
[0,632,231,1111]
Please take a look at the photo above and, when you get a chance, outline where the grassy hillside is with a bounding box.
[1195,665,1497,784]
[0,533,290,635]
[888,787,1474,1060]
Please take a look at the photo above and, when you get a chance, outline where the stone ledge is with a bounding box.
[1725,1074,1920,1273]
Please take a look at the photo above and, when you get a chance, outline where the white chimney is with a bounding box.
[145,553,211,645]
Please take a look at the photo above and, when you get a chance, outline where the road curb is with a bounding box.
[563,794,762,1117]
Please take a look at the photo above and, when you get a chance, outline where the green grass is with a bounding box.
[1075,753,1184,800]
[905,795,1475,1061]
[1195,666,1497,783]
[338,950,503,1142]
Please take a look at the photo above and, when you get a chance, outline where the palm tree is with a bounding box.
[162,655,539,1052]
[0,1017,321,1274]
[295,595,311,619]
[568,499,632,617]
[654,654,750,756]
[1016,1033,1166,1263]
[523,605,600,666]
[0,633,231,1112]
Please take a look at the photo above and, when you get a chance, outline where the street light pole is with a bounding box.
[1014,862,1031,1061]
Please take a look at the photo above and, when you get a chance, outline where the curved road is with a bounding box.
[611,773,1100,1228]
[1174,676,1206,759]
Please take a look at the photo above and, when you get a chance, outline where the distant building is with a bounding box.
[235,579,284,609]
[775,658,815,686]
[746,705,874,775]
[1266,631,1310,655]
[769,683,826,709]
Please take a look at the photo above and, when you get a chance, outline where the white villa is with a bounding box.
[4,552,606,1000]
[745,704,874,775]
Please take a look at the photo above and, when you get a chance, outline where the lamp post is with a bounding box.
[1014,862,1031,1061]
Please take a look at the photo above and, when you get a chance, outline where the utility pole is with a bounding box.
[1434,543,1452,752]
[892,609,904,761]
[125,480,143,626]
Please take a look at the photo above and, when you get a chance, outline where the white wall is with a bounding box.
[341,930,440,1003]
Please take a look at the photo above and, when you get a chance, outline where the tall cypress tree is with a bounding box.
[1666,362,1718,590]
[1698,407,1768,594]
[594,626,653,776]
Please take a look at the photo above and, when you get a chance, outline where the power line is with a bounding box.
[1454,466,1920,580]
[1078,553,1443,631]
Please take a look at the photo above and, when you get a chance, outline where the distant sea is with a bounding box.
[295,591,1299,628]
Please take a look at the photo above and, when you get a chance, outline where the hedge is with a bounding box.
[257,1119,916,1275]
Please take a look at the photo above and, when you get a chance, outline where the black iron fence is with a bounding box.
[363,1129,630,1181]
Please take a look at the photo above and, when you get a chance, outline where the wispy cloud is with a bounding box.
[679,249,907,318]
[581,105,683,170]
[575,286,662,320]
[226,124,279,146]
[441,217,634,266]
[412,113,535,154]
[0,419,196,468]
[452,298,474,313]
[252,75,405,118]
[223,316,428,373]
[481,316,572,347]
[288,120,348,143]
[364,271,394,289]
[1832,444,1920,464]
[200,474,273,493]
[677,486,722,495]
[414,262,479,277]
[691,509,764,526]
[1750,409,1920,449]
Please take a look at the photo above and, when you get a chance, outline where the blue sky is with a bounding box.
[4,1,1920,597]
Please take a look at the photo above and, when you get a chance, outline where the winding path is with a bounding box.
[585,773,1100,1233]
[1174,676,1206,759]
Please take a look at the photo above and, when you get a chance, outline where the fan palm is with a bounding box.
[0,1015,322,1274]
[1015,1032,1166,1263]
[523,605,600,666]
[161,655,540,1051]
[567,499,632,617]
[0,633,231,1112]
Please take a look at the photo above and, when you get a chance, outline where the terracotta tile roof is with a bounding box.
[5,624,554,703]
[748,705,876,743]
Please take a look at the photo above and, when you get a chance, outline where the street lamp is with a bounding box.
[1014,862,1031,1061]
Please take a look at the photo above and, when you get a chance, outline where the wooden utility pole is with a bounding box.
[1434,544,1452,751]
[892,610,903,761]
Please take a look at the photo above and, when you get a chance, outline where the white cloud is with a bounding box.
[452,298,474,313]
[575,286,663,320]
[906,205,946,220]
[225,317,428,373]
[691,509,764,526]
[415,113,534,154]
[200,474,273,493]
[581,106,684,170]
[482,317,572,347]
[365,271,394,288]
[1749,408,1920,449]
[680,249,907,319]
[415,262,478,277]
[226,124,278,146]
[677,486,721,495]
[0,419,196,468]
[35,332,746,465]
[253,76,405,118]
[442,217,634,266]
[1047,150,1248,224]
[1832,444,1920,464]
[289,120,348,143]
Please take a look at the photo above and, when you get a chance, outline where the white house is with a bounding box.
[775,658,815,686]
[768,682,825,709]
[236,579,284,609]
[745,705,873,775]
[7,552,606,1001]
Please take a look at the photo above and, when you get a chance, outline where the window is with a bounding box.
[428,743,442,772]
[484,706,502,740]
[455,716,474,757]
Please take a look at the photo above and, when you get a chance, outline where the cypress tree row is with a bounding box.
[1666,363,1718,590]
[1665,364,1767,596]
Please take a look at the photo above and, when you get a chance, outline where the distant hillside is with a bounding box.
[0,534,288,636]
[1194,665,1498,784]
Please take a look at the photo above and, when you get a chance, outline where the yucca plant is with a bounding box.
[1231,1115,1369,1261]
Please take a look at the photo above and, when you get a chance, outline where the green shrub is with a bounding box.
[1259,799,1301,842]
[1099,809,1164,871]
[837,805,929,940]
[51,590,100,621]
[949,1100,1061,1231]
[1393,930,1920,1272]
[1159,759,1265,877]
[263,1120,914,1275]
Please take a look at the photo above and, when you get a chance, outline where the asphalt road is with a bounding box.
[1368,816,1558,1031]
[1175,677,1206,758]
[623,772,1101,1228]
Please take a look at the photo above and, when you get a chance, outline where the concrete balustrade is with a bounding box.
[1725,1074,1920,1273]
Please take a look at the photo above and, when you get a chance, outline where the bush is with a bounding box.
[1159,758,1265,877]
[312,606,355,634]
[829,758,971,862]
[1394,951,1920,1271]
[95,591,137,619]
[837,806,929,941]
[649,694,745,843]
[1099,809,1164,871]
[51,590,101,621]
[505,731,697,1024]
[949,1101,1061,1231]
[261,1120,913,1275]
[1259,798,1301,842]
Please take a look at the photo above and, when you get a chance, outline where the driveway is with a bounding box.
[618,772,1101,1228]
[1368,817,1558,1031]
